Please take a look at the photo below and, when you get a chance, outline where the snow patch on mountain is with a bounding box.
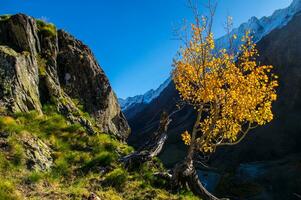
[118,77,171,111]
[216,0,301,51]
[119,0,301,111]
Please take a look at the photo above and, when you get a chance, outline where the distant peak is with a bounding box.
[120,0,301,111]
[249,16,259,23]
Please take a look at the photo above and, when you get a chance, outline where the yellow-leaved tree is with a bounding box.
[171,1,278,200]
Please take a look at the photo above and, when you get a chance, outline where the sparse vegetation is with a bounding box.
[36,54,47,76]
[0,180,21,200]
[36,19,57,38]
[0,105,198,199]
[103,168,128,191]
[0,14,11,21]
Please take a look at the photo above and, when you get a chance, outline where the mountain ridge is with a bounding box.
[125,6,301,200]
[120,0,301,112]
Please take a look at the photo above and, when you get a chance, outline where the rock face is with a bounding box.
[0,15,42,114]
[0,14,130,139]
[0,130,53,171]
[20,132,53,171]
[0,14,40,55]
[57,30,129,139]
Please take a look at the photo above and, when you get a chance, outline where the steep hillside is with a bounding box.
[126,10,301,200]
[121,0,301,112]
[126,5,301,166]
[0,14,199,200]
[0,106,201,200]
[0,14,130,140]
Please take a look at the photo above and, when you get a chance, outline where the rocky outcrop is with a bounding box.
[0,45,42,114]
[0,130,53,171]
[0,15,42,114]
[0,14,130,139]
[0,14,40,55]
[0,131,9,151]
[20,132,53,171]
[57,30,130,139]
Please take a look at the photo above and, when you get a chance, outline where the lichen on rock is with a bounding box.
[19,131,53,171]
[0,45,42,114]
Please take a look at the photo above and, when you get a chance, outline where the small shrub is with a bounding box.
[0,180,21,200]
[97,188,123,200]
[42,104,57,115]
[26,171,43,184]
[179,190,200,200]
[52,156,72,178]
[0,116,23,133]
[63,123,84,133]
[84,151,115,171]
[90,134,118,153]
[49,136,70,151]
[41,114,67,135]
[94,151,115,166]
[0,153,12,172]
[103,168,128,190]
[8,137,25,166]
[36,55,47,76]
[66,151,91,165]
[36,19,57,37]
[0,14,11,21]
[118,144,134,156]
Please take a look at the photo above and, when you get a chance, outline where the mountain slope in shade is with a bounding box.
[121,0,301,112]
[126,9,301,200]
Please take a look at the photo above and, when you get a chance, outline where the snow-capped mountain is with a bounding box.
[119,0,301,111]
[118,77,171,111]
[216,0,301,50]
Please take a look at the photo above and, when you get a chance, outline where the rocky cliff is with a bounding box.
[0,14,130,140]
[0,15,197,200]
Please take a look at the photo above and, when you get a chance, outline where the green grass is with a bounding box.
[0,14,11,21]
[7,136,25,166]
[103,168,128,191]
[36,19,57,38]
[25,171,43,184]
[0,104,198,199]
[0,180,21,200]
[36,54,47,76]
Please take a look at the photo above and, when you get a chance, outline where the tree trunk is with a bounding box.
[172,161,221,200]
[171,107,223,200]
[120,112,171,169]
[120,109,224,199]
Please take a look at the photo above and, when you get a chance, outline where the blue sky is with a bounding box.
[1,0,292,98]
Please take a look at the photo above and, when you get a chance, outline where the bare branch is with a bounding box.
[216,122,253,147]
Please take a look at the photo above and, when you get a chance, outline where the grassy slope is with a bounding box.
[0,105,198,200]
